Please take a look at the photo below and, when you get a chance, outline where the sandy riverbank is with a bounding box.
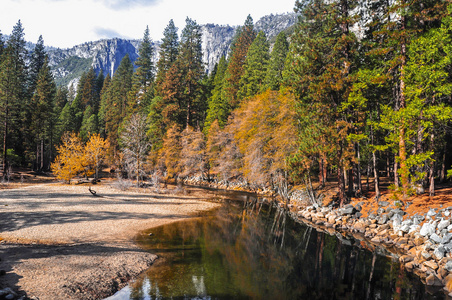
[0,183,220,299]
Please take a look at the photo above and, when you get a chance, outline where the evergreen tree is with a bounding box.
[177,17,205,128]
[28,35,46,95]
[80,105,98,142]
[223,15,256,108]
[265,32,289,91]
[129,26,155,113]
[0,20,28,174]
[98,73,111,138]
[287,0,360,205]
[30,57,56,170]
[237,31,270,99]
[204,56,229,133]
[0,30,4,60]
[155,19,179,93]
[104,54,133,154]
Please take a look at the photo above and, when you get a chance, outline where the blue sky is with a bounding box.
[2,0,296,49]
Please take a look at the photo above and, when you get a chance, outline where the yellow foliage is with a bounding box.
[51,132,109,183]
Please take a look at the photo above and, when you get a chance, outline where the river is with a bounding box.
[106,189,445,299]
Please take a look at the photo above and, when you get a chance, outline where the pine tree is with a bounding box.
[287,0,360,206]
[367,0,448,198]
[0,20,28,175]
[223,15,256,109]
[30,57,56,171]
[105,54,133,154]
[155,19,179,94]
[265,32,289,91]
[129,26,155,113]
[98,73,111,138]
[0,30,4,60]
[177,17,205,128]
[28,35,46,95]
[237,31,270,99]
[204,56,229,133]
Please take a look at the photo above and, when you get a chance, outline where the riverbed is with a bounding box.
[107,190,444,299]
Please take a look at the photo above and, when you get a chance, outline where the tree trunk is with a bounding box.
[440,145,446,183]
[2,111,7,178]
[373,150,380,199]
[356,143,362,195]
[40,138,44,171]
[398,13,409,199]
[338,166,347,207]
[429,131,435,197]
[348,168,353,196]
[394,157,399,188]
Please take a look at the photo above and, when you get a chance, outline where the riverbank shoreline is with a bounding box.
[292,198,452,297]
[0,183,220,300]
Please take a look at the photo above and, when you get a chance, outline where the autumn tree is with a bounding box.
[180,126,207,178]
[84,133,109,180]
[51,133,88,183]
[52,133,108,183]
[161,124,182,181]
[120,113,151,187]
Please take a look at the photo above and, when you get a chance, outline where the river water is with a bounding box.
[106,190,445,299]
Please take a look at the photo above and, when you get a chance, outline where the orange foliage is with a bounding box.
[227,90,298,186]
[51,133,109,183]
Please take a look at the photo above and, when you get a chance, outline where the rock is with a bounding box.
[400,224,410,233]
[438,267,448,279]
[438,220,451,231]
[420,222,436,237]
[405,261,416,270]
[370,236,382,243]
[427,208,437,217]
[355,212,362,218]
[377,215,388,225]
[424,260,439,270]
[5,294,15,300]
[425,273,443,286]
[422,251,432,260]
[430,233,442,244]
[378,201,389,207]
[434,247,445,260]
[340,206,355,215]
[445,260,452,272]
[442,233,452,244]
[409,225,420,234]
[445,210,451,217]
[399,255,414,263]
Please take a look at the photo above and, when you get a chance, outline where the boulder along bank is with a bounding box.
[292,200,452,296]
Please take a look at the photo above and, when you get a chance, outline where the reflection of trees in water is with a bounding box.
[132,199,440,299]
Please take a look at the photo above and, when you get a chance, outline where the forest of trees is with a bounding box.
[1,0,452,206]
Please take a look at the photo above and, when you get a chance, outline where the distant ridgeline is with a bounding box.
[43,12,298,88]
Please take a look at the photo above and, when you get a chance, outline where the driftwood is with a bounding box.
[88,186,98,196]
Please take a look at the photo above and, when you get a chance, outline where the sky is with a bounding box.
[1,0,297,49]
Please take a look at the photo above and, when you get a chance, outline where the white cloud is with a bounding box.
[0,0,296,48]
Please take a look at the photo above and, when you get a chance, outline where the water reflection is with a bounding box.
[110,196,444,300]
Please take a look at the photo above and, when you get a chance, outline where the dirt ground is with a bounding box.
[0,179,220,300]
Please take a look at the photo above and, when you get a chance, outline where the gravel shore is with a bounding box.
[0,183,219,299]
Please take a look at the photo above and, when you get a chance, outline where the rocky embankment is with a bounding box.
[294,200,452,295]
